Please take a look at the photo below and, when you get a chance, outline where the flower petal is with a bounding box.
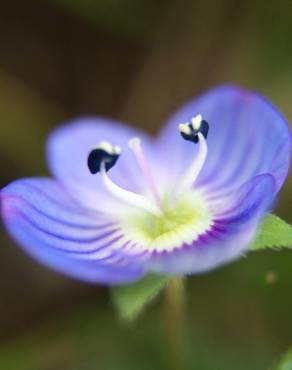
[147,174,276,275]
[158,85,291,194]
[47,117,162,212]
[1,178,144,284]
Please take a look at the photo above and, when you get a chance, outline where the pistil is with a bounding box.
[128,137,161,206]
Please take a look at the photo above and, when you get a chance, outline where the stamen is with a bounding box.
[100,162,161,215]
[178,123,192,136]
[176,115,209,194]
[87,141,161,215]
[128,137,161,206]
[191,114,203,130]
[88,142,120,174]
[177,133,208,193]
[179,114,209,143]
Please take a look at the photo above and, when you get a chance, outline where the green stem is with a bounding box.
[163,277,186,370]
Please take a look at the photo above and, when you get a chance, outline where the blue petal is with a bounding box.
[1,179,144,284]
[158,85,291,194]
[47,117,162,211]
[148,174,276,275]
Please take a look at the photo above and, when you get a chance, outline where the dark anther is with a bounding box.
[87,145,120,174]
[179,118,209,144]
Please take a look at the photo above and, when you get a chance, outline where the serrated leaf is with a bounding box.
[111,275,168,322]
[274,349,292,370]
[250,214,292,251]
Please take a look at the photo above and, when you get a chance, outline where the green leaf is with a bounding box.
[274,349,292,370]
[111,275,168,322]
[250,214,292,251]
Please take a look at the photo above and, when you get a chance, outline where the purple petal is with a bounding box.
[1,178,144,284]
[148,174,276,275]
[47,117,162,211]
[158,85,291,194]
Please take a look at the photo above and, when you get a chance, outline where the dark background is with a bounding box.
[0,1,292,369]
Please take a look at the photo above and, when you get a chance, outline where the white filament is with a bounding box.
[100,162,161,215]
[176,132,208,195]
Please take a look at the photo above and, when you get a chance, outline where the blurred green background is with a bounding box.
[0,0,292,369]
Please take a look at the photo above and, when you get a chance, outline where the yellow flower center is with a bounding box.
[120,191,213,252]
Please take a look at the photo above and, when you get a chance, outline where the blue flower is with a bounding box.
[1,85,291,284]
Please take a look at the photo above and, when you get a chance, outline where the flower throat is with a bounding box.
[87,114,209,218]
